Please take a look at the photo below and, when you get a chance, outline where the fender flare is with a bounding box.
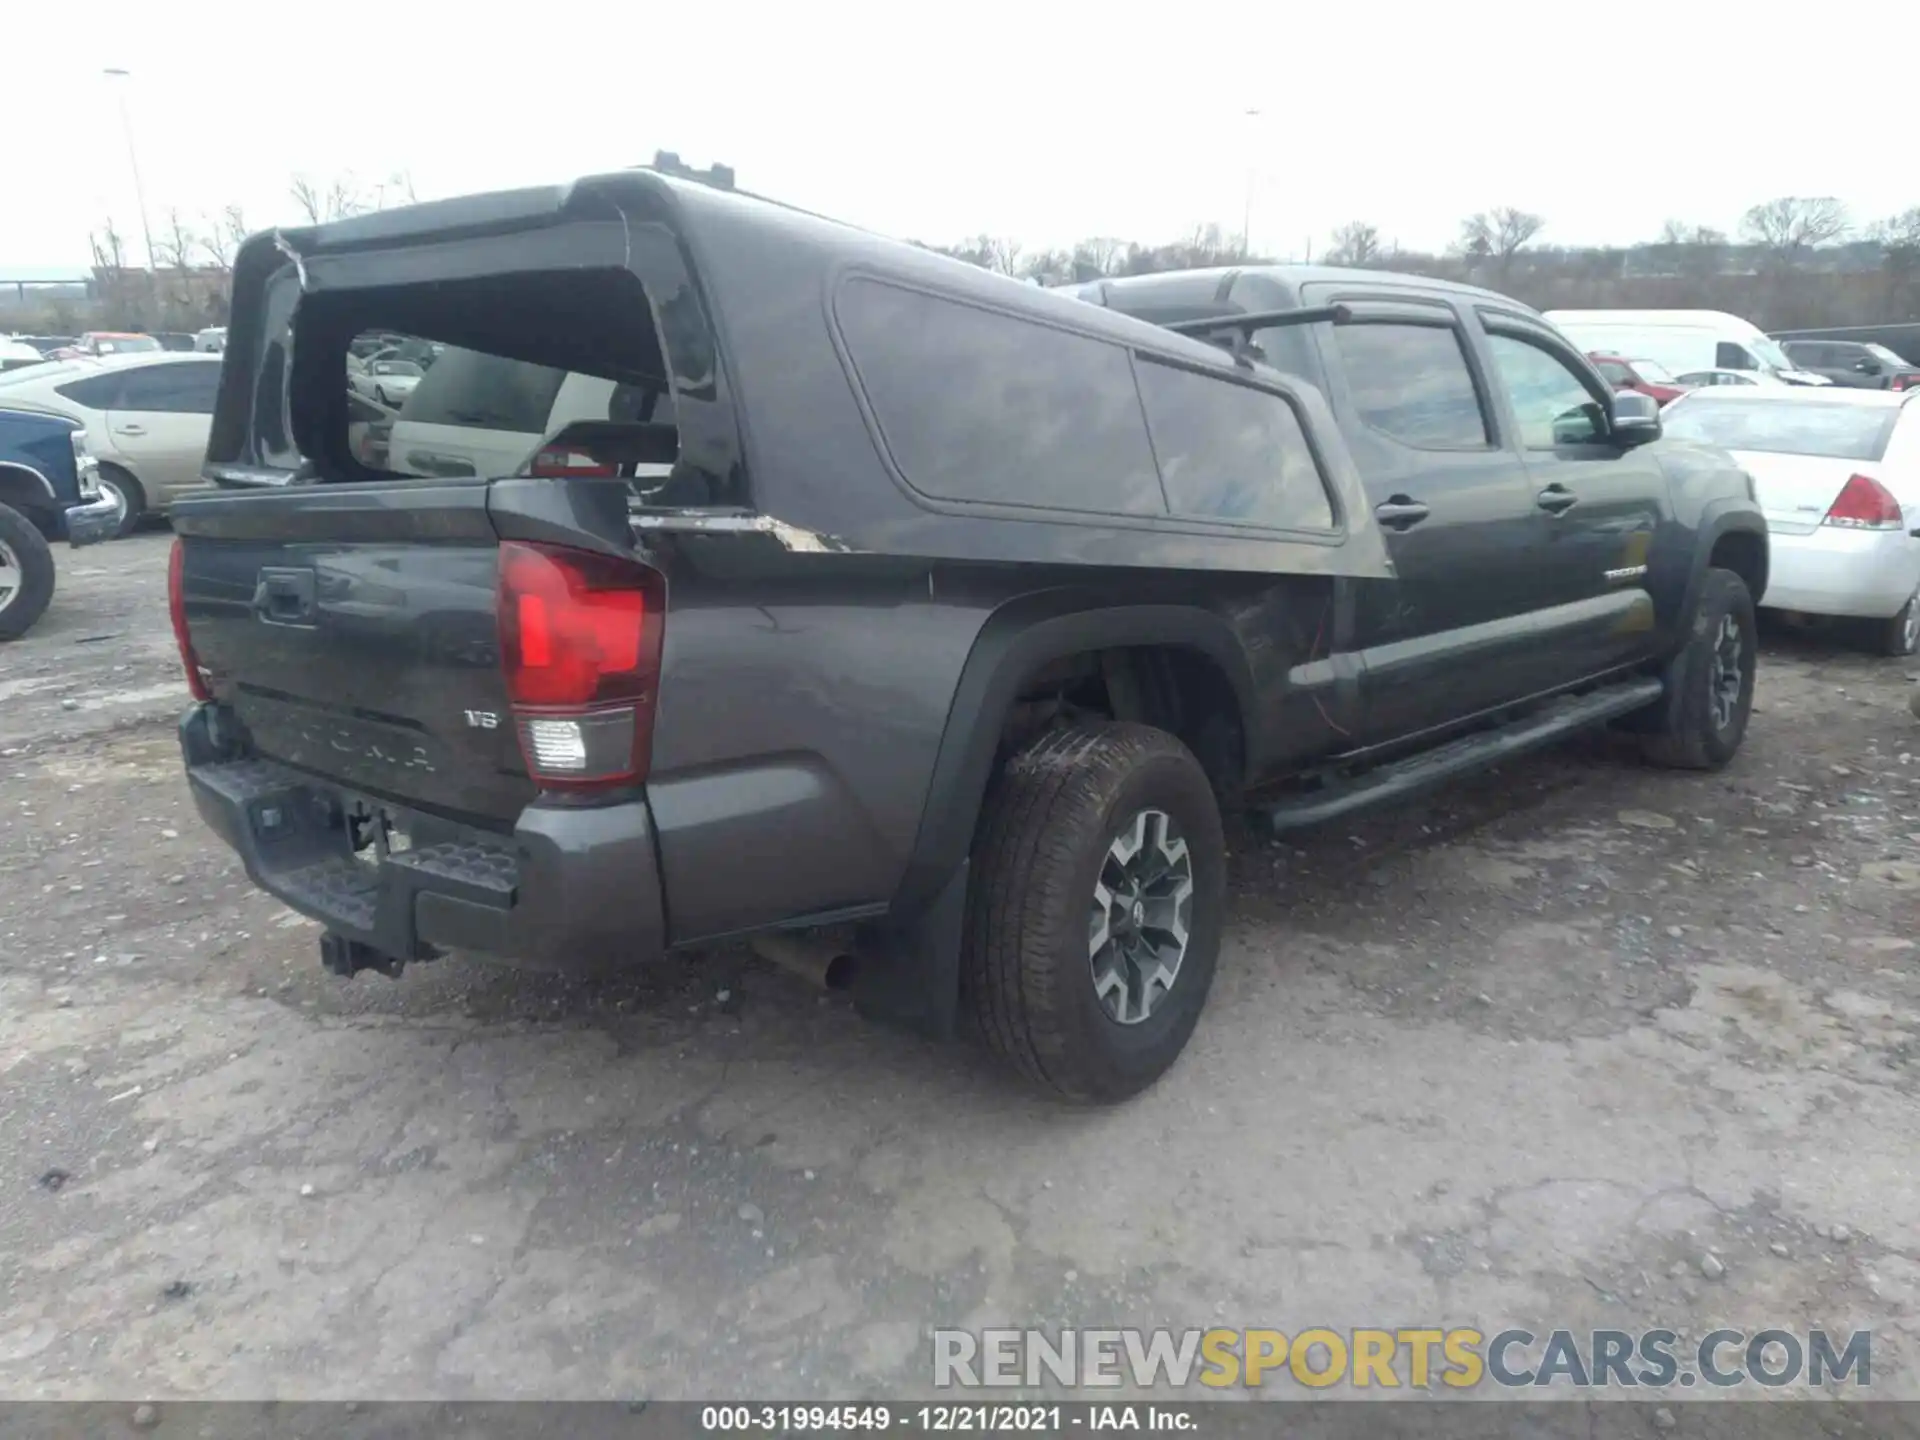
[1683,500,1770,623]
[890,592,1257,916]
[0,461,57,503]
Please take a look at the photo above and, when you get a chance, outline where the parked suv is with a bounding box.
[170,174,1767,1103]
[1778,339,1920,391]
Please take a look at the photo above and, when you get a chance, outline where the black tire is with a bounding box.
[0,502,56,641]
[1639,567,1756,770]
[95,465,144,539]
[963,721,1227,1104]
[1871,588,1920,658]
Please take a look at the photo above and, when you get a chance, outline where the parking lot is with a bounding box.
[2,532,1918,1401]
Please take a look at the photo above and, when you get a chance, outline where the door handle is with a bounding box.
[115,425,146,436]
[1373,497,1431,531]
[252,566,317,627]
[1537,485,1578,514]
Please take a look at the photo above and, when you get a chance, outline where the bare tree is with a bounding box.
[200,206,249,272]
[1741,196,1849,266]
[89,220,127,272]
[1069,237,1125,280]
[369,171,419,210]
[289,175,325,224]
[152,208,198,272]
[1326,220,1382,267]
[982,236,1024,276]
[289,173,368,224]
[1459,207,1546,275]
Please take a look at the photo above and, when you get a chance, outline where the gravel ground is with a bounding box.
[2,531,1918,1406]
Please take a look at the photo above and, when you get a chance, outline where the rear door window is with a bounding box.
[1329,321,1491,449]
[1135,359,1334,530]
[113,361,221,414]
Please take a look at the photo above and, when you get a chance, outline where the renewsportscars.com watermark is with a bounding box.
[933,1327,1872,1392]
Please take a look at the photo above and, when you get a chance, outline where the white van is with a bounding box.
[1542,309,1830,387]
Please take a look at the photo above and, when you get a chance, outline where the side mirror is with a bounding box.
[1854,358,1882,375]
[1610,389,1662,447]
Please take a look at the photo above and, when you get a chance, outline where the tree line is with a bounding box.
[22,186,1920,336]
[920,195,1920,332]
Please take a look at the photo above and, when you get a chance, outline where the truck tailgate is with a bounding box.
[173,480,535,827]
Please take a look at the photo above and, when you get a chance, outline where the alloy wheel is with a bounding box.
[1710,611,1745,732]
[0,537,19,616]
[1088,808,1194,1026]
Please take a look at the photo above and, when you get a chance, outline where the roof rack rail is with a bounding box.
[1163,303,1354,367]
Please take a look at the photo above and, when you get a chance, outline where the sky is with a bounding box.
[4,2,1911,277]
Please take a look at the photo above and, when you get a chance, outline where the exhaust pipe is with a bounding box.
[750,932,859,991]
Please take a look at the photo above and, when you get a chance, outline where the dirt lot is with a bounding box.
[2,532,1918,1404]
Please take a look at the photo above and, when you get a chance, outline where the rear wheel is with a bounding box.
[1871,587,1920,658]
[95,465,143,538]
[963,722,1226,1104]
[0,502,56,641]
[1639,567,1756,770]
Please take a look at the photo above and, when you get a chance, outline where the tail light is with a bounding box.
[496,541,665,789]
[528,444,618,479]
[167,538,212,701]
[1893,374,1919,393]
[1823,473,1904,531]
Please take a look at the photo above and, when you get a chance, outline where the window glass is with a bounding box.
[398,342,566,434]
[1136,360,1334,530]
[1716,341,1758,370]
[1663,396,1899,460]
[1330,322,1489,448]
[1486,334,1606,447]
[836,278,1163,515]
[1594,360,1633,385]
[53,372,125,409]
[114,361,221,414]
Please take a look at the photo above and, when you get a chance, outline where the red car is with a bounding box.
[1588,352,1689,406]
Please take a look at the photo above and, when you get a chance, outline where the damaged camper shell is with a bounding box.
[171,169,1764,1103]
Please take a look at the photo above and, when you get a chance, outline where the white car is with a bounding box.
[0,352,221,535]
[382,341,674,486]
[1662,387,1920,654]
[348,358,424,408]
[1,339,46,373]
[1673,369,1791,389]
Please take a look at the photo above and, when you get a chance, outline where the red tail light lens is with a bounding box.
[1823,473,1904,531]
[528,445,618,479]
[167,538,212,701]
[496,542,665,788]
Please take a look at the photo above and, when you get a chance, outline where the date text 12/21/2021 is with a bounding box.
[700,1405,1198,1432]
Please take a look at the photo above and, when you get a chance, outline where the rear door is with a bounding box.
[1475,309,1668,683]
[104,359,220,503]
[1303,291,1547,741]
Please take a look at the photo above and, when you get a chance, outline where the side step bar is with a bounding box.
[1262,676,1665,834]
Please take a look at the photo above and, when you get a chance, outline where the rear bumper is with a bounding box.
[63,493,121,548]
[1761,525,1920,619]
[179,704,666,970]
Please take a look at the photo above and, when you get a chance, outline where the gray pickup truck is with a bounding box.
[170,170,1766,1103]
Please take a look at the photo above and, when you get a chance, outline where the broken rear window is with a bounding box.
[279,262,724,505]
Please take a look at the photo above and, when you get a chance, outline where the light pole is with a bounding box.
[101,68,157,278]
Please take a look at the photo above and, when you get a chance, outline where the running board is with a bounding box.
[1261,677,1665,834]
